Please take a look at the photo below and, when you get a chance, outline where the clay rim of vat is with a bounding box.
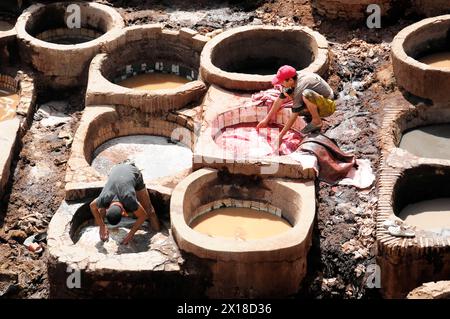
[392,15,450,73]
[200,25,329,90]
[15,1,124,50]
[170,168,316,262]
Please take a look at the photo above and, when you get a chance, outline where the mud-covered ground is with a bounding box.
[0,0,422,298]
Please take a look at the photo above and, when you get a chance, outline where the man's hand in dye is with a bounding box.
[256,118,269,130]
[121,233,133,245]
[100,225,109,242]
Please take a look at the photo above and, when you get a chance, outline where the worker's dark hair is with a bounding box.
[106,205,122,225]
[290,74,298,81]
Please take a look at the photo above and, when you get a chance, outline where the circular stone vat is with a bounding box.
[16,2,124,88]
[0,75,19,121]
[47,200,208,298]
[393,165,450,237]
[399,124,450,160]
[86,25,208,113]
[190,205,292,241]
[170,168,315,298]
[312,0,393,20]
[200,25,329,91]
[407,281,450,299]
[65,105,197,201]
[91,135,193,181]
[392,15,450,102]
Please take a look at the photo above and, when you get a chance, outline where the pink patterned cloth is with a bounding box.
[251,85,293,110]
[214,122,303,157]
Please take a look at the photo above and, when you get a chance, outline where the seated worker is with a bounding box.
[256,65,336,139]
[89,162,160,245]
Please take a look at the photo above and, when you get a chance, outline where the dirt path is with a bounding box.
[0,93,83,298]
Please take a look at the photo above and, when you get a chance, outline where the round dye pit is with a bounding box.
[20,2,117,45]
[190,207,292,241]
[171,168,315,298]
[399,198,450,236]
[91,135,193,181]
[16,2,124,88]
[312,0,394,20]
[214,122,302,157]
[393,165,450,237]
[399,124,450,160]
[392,15,450,102]
[73,218,154,255]
[87,25,207,112]
[47,200,209,298]
[0,88,19,122]
[117,73,190,91]
[200,25,329,91]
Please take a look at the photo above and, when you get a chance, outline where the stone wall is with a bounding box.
[200,25,329,91]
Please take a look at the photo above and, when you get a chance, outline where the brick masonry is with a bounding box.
[377,91,450,298]
[47,199,210,298]
[65,104,201,201]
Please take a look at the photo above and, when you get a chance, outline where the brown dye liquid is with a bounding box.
[399,198,450,232]
[0,89,19,121]
[419,52,450,69]
[190,207,292,240]
[117,73,189,91]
